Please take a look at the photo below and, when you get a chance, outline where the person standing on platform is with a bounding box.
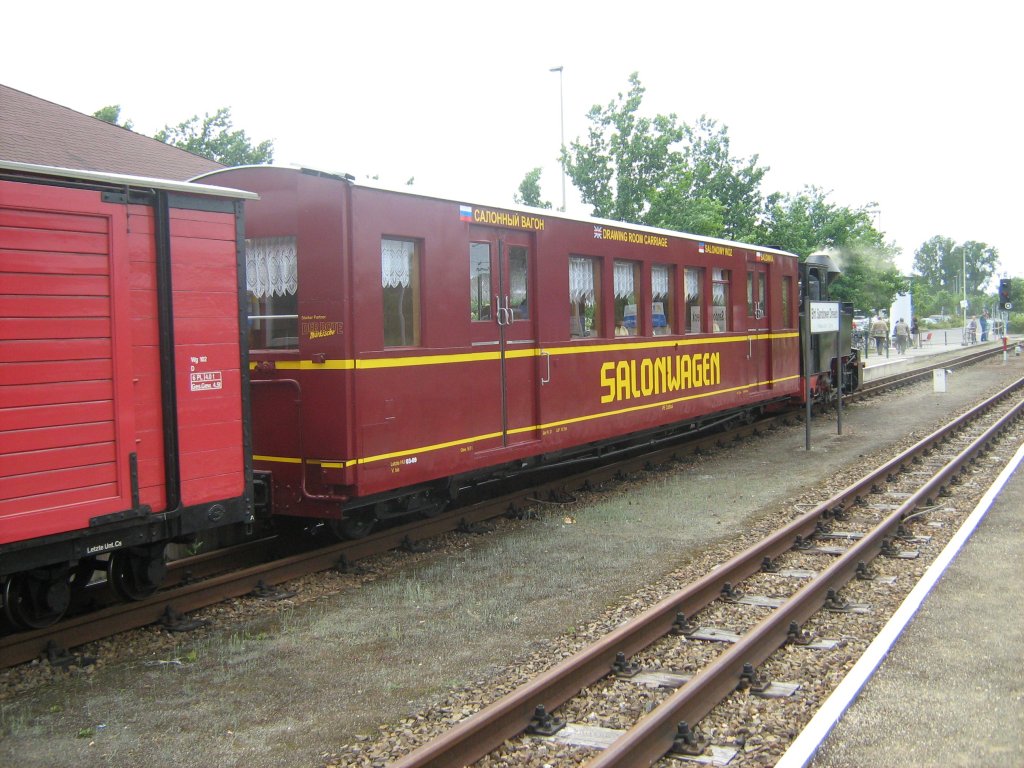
[911,316,920,348]
[894,317,910,354]
[980,311,989,342]
[870,315,888,355]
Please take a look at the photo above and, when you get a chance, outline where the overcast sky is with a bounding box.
[4,1,1020,277]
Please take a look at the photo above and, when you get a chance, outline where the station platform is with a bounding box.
[776,432,1024,767]
[860,334,1019,382]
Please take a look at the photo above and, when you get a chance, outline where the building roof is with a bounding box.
[0,84,224,180]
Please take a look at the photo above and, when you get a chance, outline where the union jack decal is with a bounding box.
[594,226,603,239]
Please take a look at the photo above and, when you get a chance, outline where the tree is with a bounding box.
[558,73,905,310]
[674,115,766,241]
[93,105,133,131]
[513,167,552,209]
[912,236,999,313]
[155,107,273,166]
[757,187,886,255]
[830,247,909,316]
[563,74,768,242]
[563,72,685,224]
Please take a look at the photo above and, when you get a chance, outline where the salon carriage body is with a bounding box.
[198,165,858,536]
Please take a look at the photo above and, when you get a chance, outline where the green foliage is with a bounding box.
[1006,277,1024,308]
[757,187,883,254]
[830,249,909,315]
[564,72,685,224]
[93,105,133,131]
[675,115,767,241]
[911,236,1000,316]
[513,167,552,209]
[547,71,1006,317]
[155,107,273,166]
[562,74,888,264]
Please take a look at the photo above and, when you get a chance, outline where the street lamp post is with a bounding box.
[550,65,566,212]
[962,245,968,344]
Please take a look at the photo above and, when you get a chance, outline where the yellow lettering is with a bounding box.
[640,359,654,396]
[616,361,631,402]
[598,351,723,404]
[629,360,640,399]
[678,354,691,389]
[654,357,668,394]
[600,362,615,403]
[472,207,545,230]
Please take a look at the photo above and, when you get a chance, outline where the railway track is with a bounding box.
[386,375,1024,767]
[0,345,1008,671]
[851,345,1001,400]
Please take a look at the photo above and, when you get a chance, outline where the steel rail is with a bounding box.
[586,384,1024,767]
[852,345,1003,400]
[388,376,1024,768]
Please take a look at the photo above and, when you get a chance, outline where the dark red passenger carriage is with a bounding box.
[0,162,255,628]
[199,166,846,538]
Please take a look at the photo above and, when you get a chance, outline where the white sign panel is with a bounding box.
[190,371,223,392]
[810,301,841,334]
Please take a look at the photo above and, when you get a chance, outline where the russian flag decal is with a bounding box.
[459,205,473,222]
[698,242,705,253]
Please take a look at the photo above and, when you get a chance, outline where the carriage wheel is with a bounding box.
[328,511,376,540]
[3,569,71,630]
[107,546,167,602]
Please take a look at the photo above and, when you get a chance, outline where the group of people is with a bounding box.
[869,310,993,354]
[869,316,913,354]
[966,311,991,343]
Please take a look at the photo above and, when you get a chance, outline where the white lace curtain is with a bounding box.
[569,256,596,305]
[246,236,297,298]
[685,269,701,302]
[614,261,636,299]
[510,269,527,304]
[382,239,415,288]
[712,268,729,305]
[651,264,670,300]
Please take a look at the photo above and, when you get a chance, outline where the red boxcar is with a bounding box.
[0,161,255,628]
[199,166,832,538]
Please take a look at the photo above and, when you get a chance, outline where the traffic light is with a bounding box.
[998,278,1012,310]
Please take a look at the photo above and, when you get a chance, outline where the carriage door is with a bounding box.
[469,228,539,447]
[745,260,771,393]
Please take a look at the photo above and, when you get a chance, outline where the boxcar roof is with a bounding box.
[1,160,258,200]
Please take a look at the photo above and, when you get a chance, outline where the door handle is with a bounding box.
[494,294,506,326]
[541,350,551,385]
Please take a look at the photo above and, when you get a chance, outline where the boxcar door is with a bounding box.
[745,260,771,394]
[468,227,539,447]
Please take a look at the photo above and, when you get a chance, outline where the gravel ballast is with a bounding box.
[1,356,1021,768]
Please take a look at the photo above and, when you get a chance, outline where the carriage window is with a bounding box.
[508,246,529,320]
[712,268,730,332]
[782,276,792,327]
[747,271,765,319]
[569,255,602,338]
[651,264,673,335]
[613,260,640,336]
[382,238,421,347]
[685,267,704,334]
[245,236,299,350]
[470,242,491,321]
